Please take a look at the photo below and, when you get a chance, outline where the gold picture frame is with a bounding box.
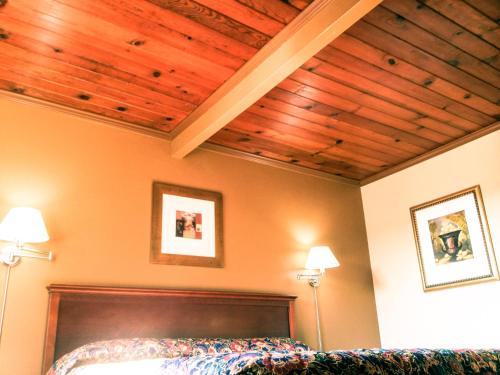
[410,185,498,291]
[150,181,224,267]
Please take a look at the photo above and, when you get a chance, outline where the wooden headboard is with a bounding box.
[42,284,296,374]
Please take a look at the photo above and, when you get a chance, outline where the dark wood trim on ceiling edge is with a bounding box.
[360,123,500,186]
[0,90,171,140]
[0,90,359,186]
[198,143,360,186]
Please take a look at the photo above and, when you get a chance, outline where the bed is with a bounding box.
[42,284,500,375]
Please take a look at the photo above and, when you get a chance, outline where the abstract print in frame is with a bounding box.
[410,186,498,291]
[150,181,223,267]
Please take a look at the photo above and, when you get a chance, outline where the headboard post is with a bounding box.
[41,285,297,375]
[288,299,296,339]
[42,289,60,374]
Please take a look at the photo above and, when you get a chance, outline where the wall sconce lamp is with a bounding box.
[297,245,339,351]
[0,207,52,343]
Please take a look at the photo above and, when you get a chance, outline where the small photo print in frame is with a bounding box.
[150,181,223,267]
[410,186,498,291]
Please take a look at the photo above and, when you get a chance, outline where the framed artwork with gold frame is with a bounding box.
[410,185,498,291]
[150,181,223,268]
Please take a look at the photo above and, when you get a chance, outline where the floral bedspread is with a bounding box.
[48,337,310,375]
[162,349,500,374]
[49,338,500,375]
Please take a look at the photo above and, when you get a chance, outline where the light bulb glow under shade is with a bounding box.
[0,207,49,243]
[305,246,339,271]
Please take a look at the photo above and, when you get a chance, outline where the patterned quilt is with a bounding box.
[159,349,500,374]
[49,338,500,375]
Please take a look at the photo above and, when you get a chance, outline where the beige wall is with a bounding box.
[362,130,500,348]
[0,96,379,374]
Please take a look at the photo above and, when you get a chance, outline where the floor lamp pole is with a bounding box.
[298,246,340,352]
[0,264,13,347]
[312,282,323,351]
[0,244,51,346]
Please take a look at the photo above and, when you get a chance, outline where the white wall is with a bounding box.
[362,130,500,348]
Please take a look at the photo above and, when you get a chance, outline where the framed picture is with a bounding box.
[410,185,498,291]
[150,181,223,267]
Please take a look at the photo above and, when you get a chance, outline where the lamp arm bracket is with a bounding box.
[0,246,52,266]
[13,247,52,261]
[297,272,322,287]
[0,252,20,267]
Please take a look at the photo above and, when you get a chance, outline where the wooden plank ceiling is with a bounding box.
[0,0,499,182]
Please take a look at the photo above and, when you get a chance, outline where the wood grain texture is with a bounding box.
[361,122,500,185]
[214,0,499,179]
[42,292,60,375]
[0,0,300,132]
[170,0,383,158]
[0,0,498,181]
[364,6,499,86]
[331,33,499,116]
[382,0,499,70]
[462,0,499,22]
[346,20,499,102]
[422,0,500,47]
[41,285,297,374]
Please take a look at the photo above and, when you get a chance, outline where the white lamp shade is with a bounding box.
[0,207,50,243]
[305,246,339,272]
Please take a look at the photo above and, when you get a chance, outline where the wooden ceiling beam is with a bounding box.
[170,0,383,159]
